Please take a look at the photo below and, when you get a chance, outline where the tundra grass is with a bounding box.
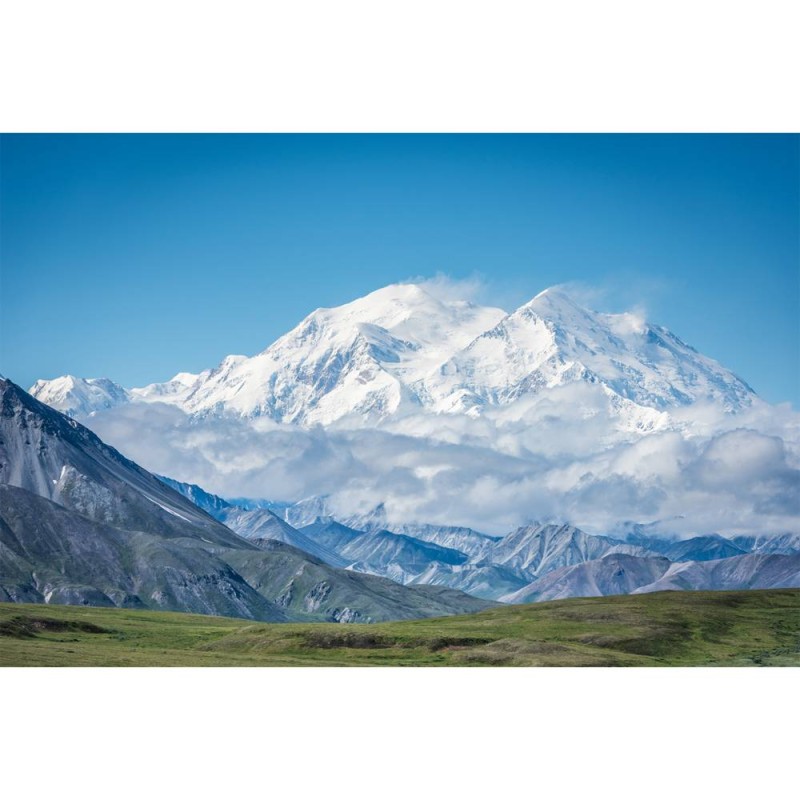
[1,589,798,667]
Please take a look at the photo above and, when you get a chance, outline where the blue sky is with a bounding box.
[1,134,798,406]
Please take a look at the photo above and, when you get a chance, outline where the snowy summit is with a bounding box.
[30,282,754,428]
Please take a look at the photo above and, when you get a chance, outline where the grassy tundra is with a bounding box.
[1,589,798,667]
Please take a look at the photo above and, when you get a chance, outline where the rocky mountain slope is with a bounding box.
[486,523,655,578]
[161,477,800,603]
[503,553,674,603]
[336,504,501,559]
[503,551,800,603]
[220,507,348,568]
[632,552,800,594]
[0,379,494,622]
[732,533,800,555]
[1,378,243,547]
[0,483,285,620]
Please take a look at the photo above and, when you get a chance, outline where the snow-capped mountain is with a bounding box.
[27,282,792,539]
[130,371,207,406]
[29,282,755,428]
[425,288,753,416]
[172,284,507,425]
[731,533,800,555]
[382,523,501,560]
[290,503,502,561]
[28,375,130,418]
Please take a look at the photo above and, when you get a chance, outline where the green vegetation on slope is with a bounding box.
[1,589,799,667]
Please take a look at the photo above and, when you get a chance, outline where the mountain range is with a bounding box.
[28,282,794,540]
[158,475,800,602]
[0,378,492,621]
[8,282,799,615]
[2,373,798,616]
[31,283,755,426]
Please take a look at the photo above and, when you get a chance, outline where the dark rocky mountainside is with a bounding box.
[0,379,494,622]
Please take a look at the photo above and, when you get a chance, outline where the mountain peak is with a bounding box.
[29,374,129,417]
[29,281,755,424]
[31,374,76,390]
[312,282,444,329]
[525,288,651,337]
[529,285,575,303]
[520,286,594,322]
[361,282,431,303]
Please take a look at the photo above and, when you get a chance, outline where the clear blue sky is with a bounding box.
[1,134,798,406]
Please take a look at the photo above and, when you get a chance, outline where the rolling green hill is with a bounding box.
[2,589,799,666]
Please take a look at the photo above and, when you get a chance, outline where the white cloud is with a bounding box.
[84,390,800,538]
[407,272,495,306]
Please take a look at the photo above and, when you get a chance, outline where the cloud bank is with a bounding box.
[85,388,800,537]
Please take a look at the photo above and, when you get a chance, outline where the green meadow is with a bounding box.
[1,589,798,667]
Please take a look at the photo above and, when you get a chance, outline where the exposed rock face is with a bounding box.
[304,581,332,613]
[331,607,365,624]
